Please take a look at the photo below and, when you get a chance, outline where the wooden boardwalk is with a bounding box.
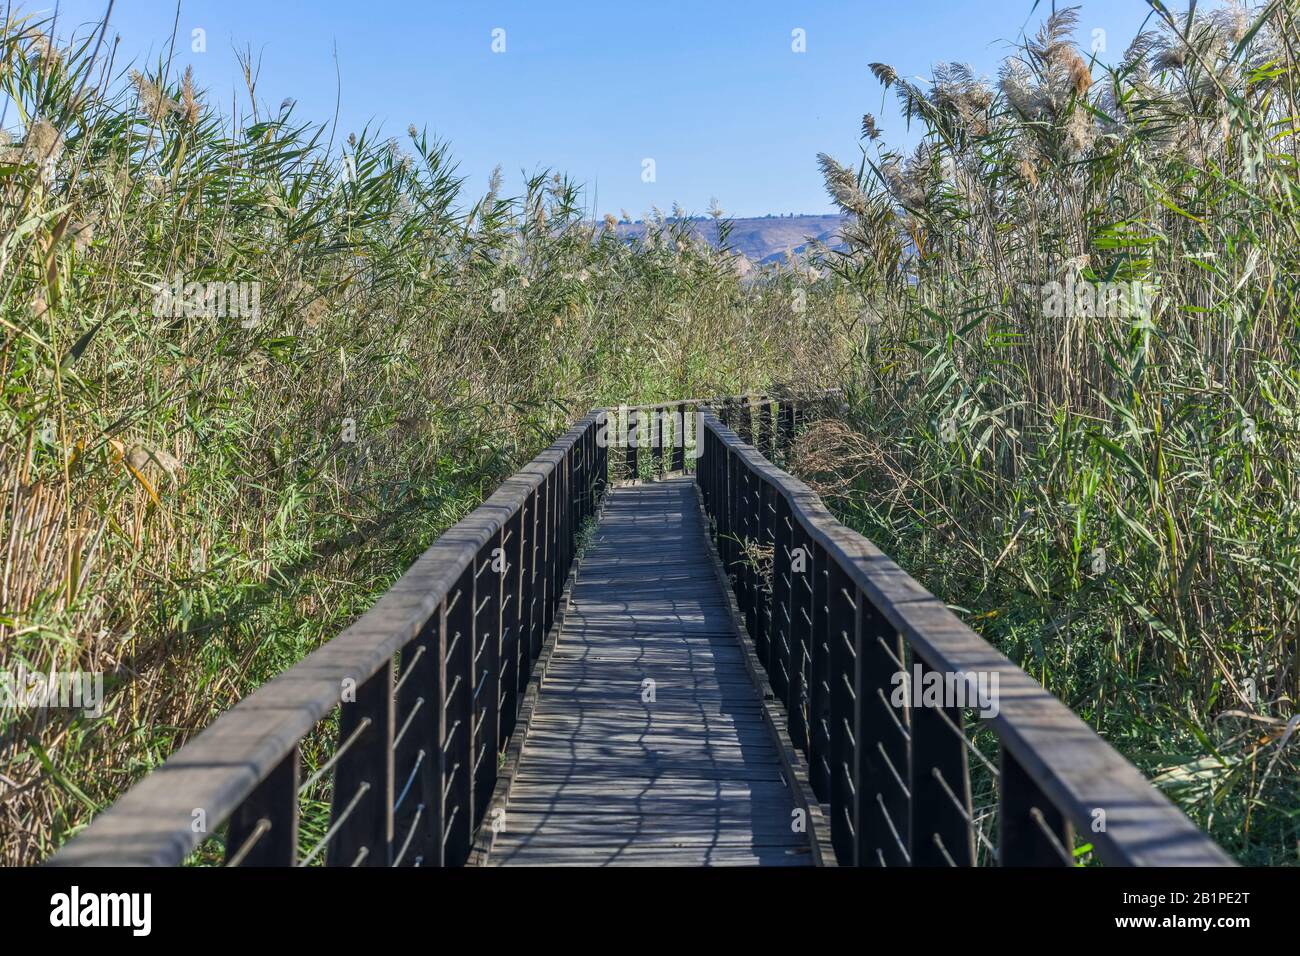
[487,477,813,866]
[53,401,1232,868]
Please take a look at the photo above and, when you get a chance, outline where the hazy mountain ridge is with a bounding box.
[614,214,846,264]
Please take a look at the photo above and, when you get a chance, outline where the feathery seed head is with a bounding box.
[817,153,869,217]
[23,119,64,172]
[180,67,201,125]
[131,70,181,122]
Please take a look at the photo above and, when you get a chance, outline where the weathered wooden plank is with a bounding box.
[502,792,801,813]
[520,740,775,759]
[525,714,771,731]
[542,672,758,687]
[496,829,804,851]
[538,683,773,700]
[499,816,800,837]
[515,758,785,777]
[491,845,812,866]
[499,810,803,831]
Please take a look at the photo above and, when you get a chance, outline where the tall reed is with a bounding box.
[0,11,840,863]
[811,2,1300,863]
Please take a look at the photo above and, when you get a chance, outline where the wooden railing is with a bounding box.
[53,411,607,866]
[609,388,837,480]
[696,405,1233,866]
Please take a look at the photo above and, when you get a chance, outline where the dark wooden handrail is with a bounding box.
[53,410,608,866]
[696,408,1234,866]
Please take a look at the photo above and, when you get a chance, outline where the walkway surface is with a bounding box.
[487,477,813,866]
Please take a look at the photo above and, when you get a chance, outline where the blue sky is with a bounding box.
[34,1,1163,218]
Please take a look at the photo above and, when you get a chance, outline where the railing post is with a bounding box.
[568,433,576,556]
[225,747,299,866]
[596,412,609,498]
[789,521,812,754]
[741,466,758,640]
[733,457,748,616]
[585,422,596,517]
[520,490,538,687]
[553,458,567,617]
[698,422,710,510]
[719,447,731,575]
[909,656,976,866]
[759,395,769,455]
[713,427,723,521]
[573,429,585,523]
[699,423,711,508]
[755,478,774,669]
[393,615,441,866]
[771,492,793,704]
[546,473,559,636]
[738,397,753,445]
[713,428,723,521]
[809,542,832,802]
[586,423,595,517]
[1000,748,1074,866]
[327,659,395,866]
[627,408,639,481]
[472,539,500,827]
[443,580,474,865]
[858,602,911,867]
[716,443,728,561]
[650,405,660,476]
[498,510,522,744]
[733,456,745,605]
[672,403,686,472]
[555,455,566,606]
[827,566,859,865]
[778,401,795,455]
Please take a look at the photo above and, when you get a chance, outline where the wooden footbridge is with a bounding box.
[53,394,1233,867]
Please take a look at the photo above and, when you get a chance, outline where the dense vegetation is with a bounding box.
[805,3,1299,864]
[2,1,1296,866]
[0,13,842,863]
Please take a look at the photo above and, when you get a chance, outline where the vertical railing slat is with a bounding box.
[498,510,523,744]
[910,656,976,866]
[393,615,440,867]
[225,747,299,867]
[755,479,774,670]
[472,540,500,827]
[520,490,537,692]
[443,581,474,864]
[809,542,832,801]
[826,566,858,865]
[1000,748,1075,866]
[778,401,795,456]
[672,403,686,472]
[540,474,554,639]
[771,491,793,705]
[326,660,395,867]
[858,601,910,867]
[627,408,639,480]
[652,407,664,476]
[788,520,811,754]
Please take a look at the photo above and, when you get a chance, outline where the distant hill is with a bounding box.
[613,214,846,265]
